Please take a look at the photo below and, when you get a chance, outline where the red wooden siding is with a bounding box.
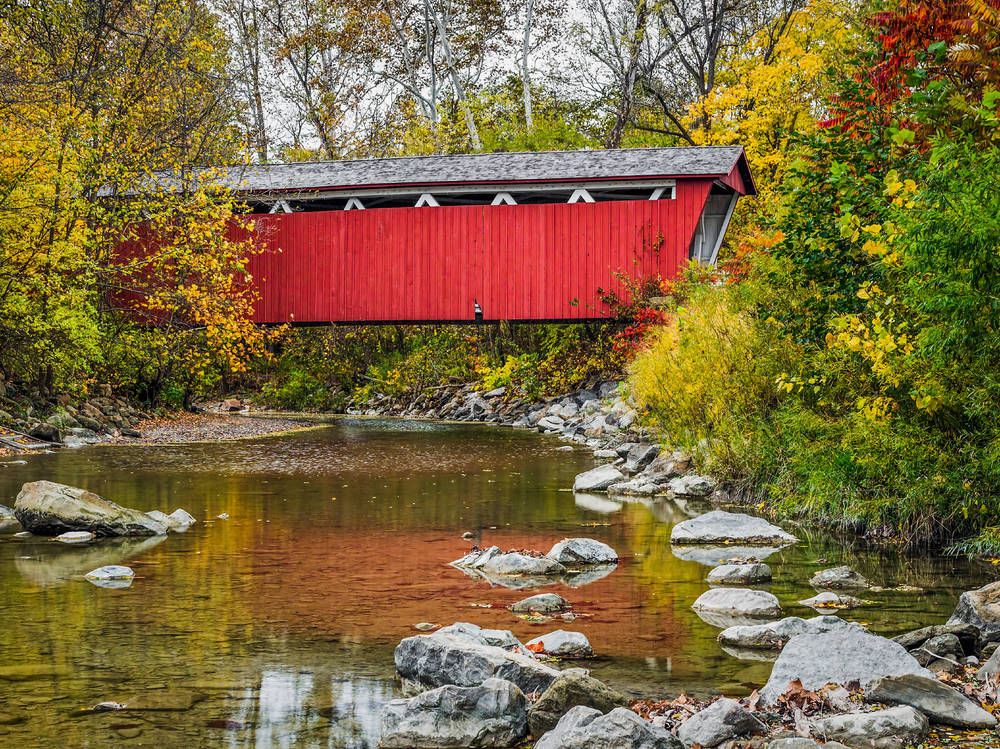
[243,178,714,324]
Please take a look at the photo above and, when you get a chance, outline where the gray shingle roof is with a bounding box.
[146,146,751,196]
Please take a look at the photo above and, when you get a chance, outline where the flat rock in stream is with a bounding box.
[535,706,682,749]
[572,465,625,492]
[718,616,864,651]
[395,629,559,694]
[798,592,869,610]
[546,538,618,566]
[809,566,869,589]
[670,511,796,545]
[692,588,782,628]
[759,630,933,705]
[379,677,528,748]
[524,630,593,657]
[482,552,566,577]
[706,563,771,585]
[14,481,166,537]
[510,594,570,614]
[867,673,996,728]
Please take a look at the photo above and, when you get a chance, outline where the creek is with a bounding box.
[0,418,990,747]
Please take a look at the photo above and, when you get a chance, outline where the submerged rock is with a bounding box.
[677,698,765,748]
[948,581,1000,640]
[706,563,771,585]
[528,669,628,737]
[525,630,593,658]
[718,616,864,651]
[809,566,869,589]
[379,677,528,748]
[510,594,570,614]
[15,481,166,537]
[546,538,618,566]
[692,588,782,628]
[535,706,681,749]
[867,673,996,728]
[394,630,559,694]
[759,630,933,705]
[84,565,135,589]
[670,511,796,545]
[810,705,928,748]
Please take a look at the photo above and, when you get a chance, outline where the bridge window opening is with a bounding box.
[344,197,365,210]
[690,185,739,266]
[568,189,595,203]
[415,193,439,207]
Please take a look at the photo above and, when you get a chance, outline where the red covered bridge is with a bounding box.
[215,146,754,324]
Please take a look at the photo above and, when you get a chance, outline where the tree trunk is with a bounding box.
[521,0,535,129]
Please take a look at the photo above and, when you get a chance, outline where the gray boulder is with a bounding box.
[573,465,626,492]
[379,677,527,748]
[482,552,565,577]
[452,546,503,569]
[759,630,933,705]
[510,594,570,614]
[706,563,771,585]
[436,623,522,651]
[893,623,978,654]
[809,566,869,589]
[978,646,1000,679]
[677,698,765,748]
[528,669,628,737]
[948,581,1000,640]
[810,706,928,748]
[767,739,848,749]
[718,616,863,651]
[525,630,593,657]
[547,538,618,566]
[535,706,681,749]
[624,444,659,474]
[538,416,566,431]
[667,475,715,497]
[867,673,996,728]
[14,481,166,537]
[394,631,559,693]
[670,511,796,545]
[28,422,61,443]
[692,588,782,628]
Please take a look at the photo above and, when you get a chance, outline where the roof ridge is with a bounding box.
[221,145,742,170]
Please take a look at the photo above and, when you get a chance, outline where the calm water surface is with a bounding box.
[0,418,991,747]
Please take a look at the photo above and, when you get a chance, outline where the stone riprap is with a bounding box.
[670,511,796,545]
[759,630,933,705]
[379,678,528,748]
[15,481,166,537]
